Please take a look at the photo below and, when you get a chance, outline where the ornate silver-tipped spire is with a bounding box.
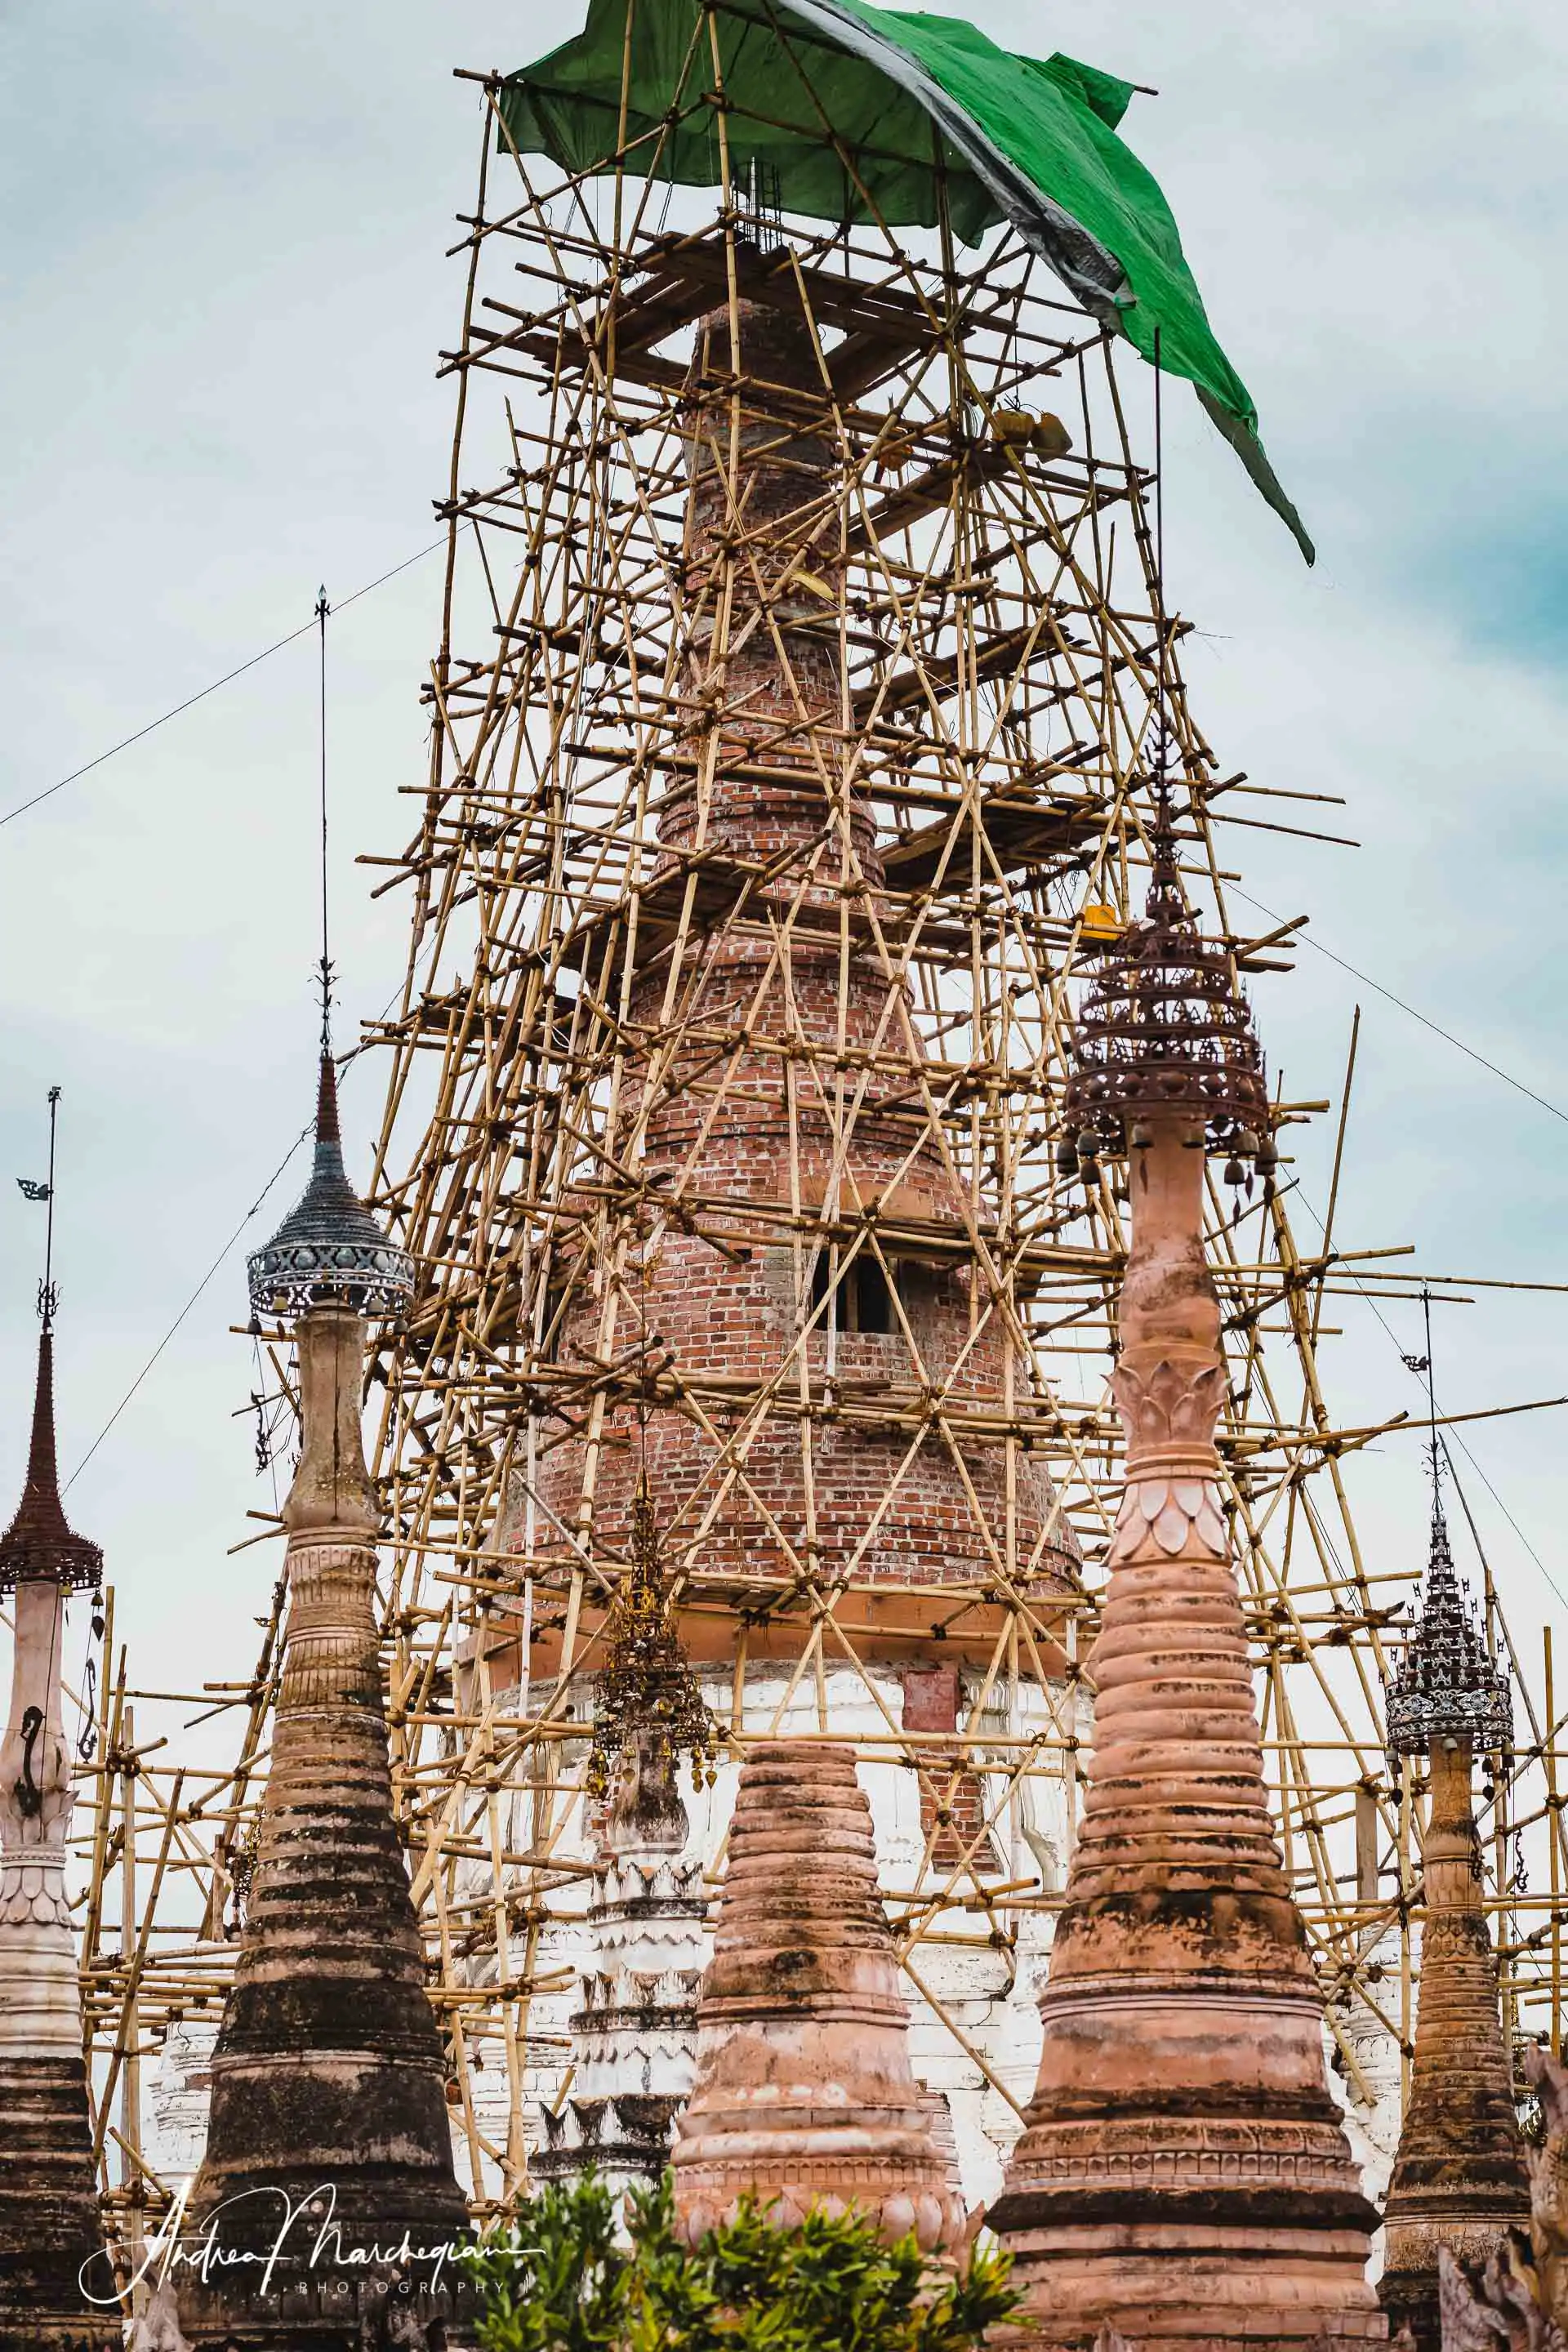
[1385,1503,1512,1762]
[247,1053,414,1323]
[1385,1297,1512,1762]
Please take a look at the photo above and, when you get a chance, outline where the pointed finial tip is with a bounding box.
[0,1325,105,1592]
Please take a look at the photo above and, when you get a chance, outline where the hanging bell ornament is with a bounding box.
[1256,1134,1279,1174]
[1054,1138,1079,1178]
[1223,1156,1245,1187]
[1236,1128,1260,1157]
[1129,1120,1153,1151]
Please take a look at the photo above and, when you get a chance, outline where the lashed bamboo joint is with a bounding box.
[670,1739,964,2249]
[991,835,1382,2346]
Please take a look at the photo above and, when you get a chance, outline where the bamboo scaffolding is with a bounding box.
[58,34,1568,2256]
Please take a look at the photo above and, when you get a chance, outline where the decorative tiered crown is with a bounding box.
[247,1056,414,1324]
[1386,1508,1512,1762]
[1061,786,1274,1187]
[586,1479,718,1800]
[0,1331,103,1592]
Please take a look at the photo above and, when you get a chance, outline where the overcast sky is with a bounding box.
[3,0,1566,1741]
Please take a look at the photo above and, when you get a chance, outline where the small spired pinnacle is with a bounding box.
[670,1740,964,2252]
[586,1479,719,1803]
[0,1327,103,1591]
[247,1054,414,1324]
[1379,1510,1526,2352]
[178,1052,466,2349]
[0,1330,117,2350]
[990,822,1380,2347]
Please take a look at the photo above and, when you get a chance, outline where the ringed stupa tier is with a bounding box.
[988,799,1383,2345]
[178,1054,467,2350]
[670,1739,964,2250]
[1377,1499,1526,2350]
[0,1314,118,2351]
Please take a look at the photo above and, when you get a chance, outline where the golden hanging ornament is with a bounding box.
[584,1477,719,1801]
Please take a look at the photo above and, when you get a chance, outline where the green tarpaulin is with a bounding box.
[501,0,1312,563]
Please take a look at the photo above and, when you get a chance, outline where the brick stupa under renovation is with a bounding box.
[0,1320,118,2351]
[510,274,1078,1645]
[1377,1501,1526,2348]
[670,1740,964,2249]
[178,1055,467,2350]
[988,800,1383,2345]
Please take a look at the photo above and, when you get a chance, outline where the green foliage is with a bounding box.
[465,2173,1018,2352]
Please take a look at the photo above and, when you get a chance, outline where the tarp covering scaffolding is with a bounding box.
[501,0,1314,559]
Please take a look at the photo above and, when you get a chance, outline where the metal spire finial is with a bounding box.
[39,1085,60,1332]
[1,1089,104,1593]
[244,585,415,1328]
[16,1085,62,1329]
[316,586,334,1058]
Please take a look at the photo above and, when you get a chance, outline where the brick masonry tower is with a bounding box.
[0,1307,118,2352]
[517,267,1079,1626]
[1378,1494,1526,2349]
[987,798,1384,2345]
[177,1057,468,2350]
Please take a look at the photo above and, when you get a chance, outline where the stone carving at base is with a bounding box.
[1437,2048,1568,2347]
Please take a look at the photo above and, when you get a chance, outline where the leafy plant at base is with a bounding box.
[464,2173,1020,2352]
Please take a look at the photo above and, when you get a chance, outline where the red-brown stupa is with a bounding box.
[670,1739,964,2249]
[987,795,1384,2345]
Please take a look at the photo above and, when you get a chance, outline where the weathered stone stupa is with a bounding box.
[670,1738,964,2250]
[1378,1493,1526,2349]
[0,1297,118,2352]
[988,795,1384,2345]
[177,1054,468,2350]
